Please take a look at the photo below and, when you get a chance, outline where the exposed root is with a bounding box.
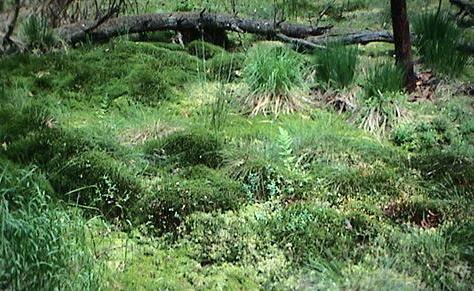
[409,71,440,101]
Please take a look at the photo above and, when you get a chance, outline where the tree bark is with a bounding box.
[450,0,474,14]
[390,0,416,92]
[2,0,20,47]
[55,11,332,45]
[278,31,394,50]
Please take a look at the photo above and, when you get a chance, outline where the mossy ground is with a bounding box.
[1,0,473,289]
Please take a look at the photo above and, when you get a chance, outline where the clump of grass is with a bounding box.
[358,62,406,135]
[206,84,231,131]
[413,12,468,76]
[241,45,307,115]
[362,62,404,98]
[0,162,103,290]
[21,15,57,50]
[312,43,359,89]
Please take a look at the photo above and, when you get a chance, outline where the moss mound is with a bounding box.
[50,150,143,218]
[145,129,223,168]
[187,40,226,60]
[269,202,359,263]
[206,52,245,81]
[142,166,246,233]
[126,64,175,104]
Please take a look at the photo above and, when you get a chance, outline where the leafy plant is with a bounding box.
[413,12,468,76]
[313,43,359,89]
[242,45,307,115]
[277,127,296,171]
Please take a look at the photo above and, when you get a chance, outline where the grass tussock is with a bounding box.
[413,12,468,76]
[0,162,103,290]
[358,62,407,135]
[241,45,308,116]
[313,43,359,89]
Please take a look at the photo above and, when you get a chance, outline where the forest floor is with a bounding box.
[1,0,473,290]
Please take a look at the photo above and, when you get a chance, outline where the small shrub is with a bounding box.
[21,15,56,50]
[126,65,174,104]
[312,43,359,89]
[242,45,307,115]
[49,150,143,218]
[145,128,223,168]
[187,40,226,60]
[391,119,460,151]
[142,166,246,233]
[413,13,467,76]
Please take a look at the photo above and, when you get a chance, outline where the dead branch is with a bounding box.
[55,12,332,45]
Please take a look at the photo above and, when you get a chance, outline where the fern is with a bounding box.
[277,127,295,171]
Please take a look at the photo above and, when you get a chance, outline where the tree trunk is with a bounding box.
[390,0,416,92]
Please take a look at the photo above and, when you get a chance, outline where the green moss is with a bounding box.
[206,52,245,81]
[269,202,357,263]
[126,64,175,104]
[187,40,226,60]
[412,146,474,192]
[0,99,51,143]
[145,128,223,168]
[141,166,246,233]
[4,127,94,166]
[49,150,143,218]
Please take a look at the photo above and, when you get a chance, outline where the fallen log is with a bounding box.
[56,11,332,45]
[278,30,395,51]
[283,30,473,55]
